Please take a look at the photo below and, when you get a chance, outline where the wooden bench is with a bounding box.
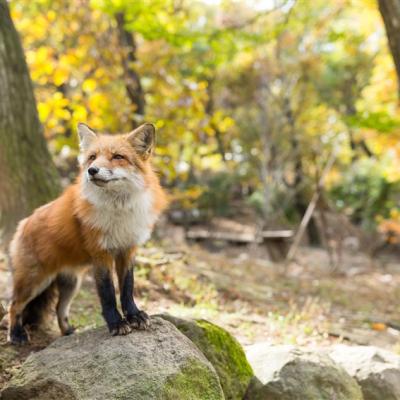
[186,229,254,245]
[261,230,293,262]
[186,228,293,261]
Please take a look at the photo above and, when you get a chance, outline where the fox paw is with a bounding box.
[62,325,76,336]
[110,319,132,336]
[127,311,150,330]
[8,326,29,345]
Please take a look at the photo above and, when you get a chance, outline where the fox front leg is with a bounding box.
[93,264,131,336]
[116,252,150,330]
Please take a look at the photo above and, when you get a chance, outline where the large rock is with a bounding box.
[159,314,253,400]
[245,344,362,400]
[330,345,400,400]
[1,317,224,400]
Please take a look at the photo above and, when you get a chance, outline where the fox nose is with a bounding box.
[88,166,99,176]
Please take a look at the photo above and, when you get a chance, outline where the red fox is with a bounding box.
[7,123,168,344]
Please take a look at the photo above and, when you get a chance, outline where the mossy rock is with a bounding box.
[163,358,225,400]
[1,317,224,400]
[159,314,253,400]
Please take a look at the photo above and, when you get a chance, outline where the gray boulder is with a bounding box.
[159,313,253,400]
[245,344,362,400]
[1,317,224,400]
[330,345,400,400]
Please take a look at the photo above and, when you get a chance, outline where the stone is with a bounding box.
[245,344,362,400]
[159,313,253,400]
[330,345,400,400]
[1,317,224,400]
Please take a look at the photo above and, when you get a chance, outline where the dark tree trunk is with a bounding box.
[291,144,321,247]
[343,89,373,159]
[378,0,400,99]
[115,12,145,129]
[284,97,321,246]
[0,0,60,244]
[206,79,227,162]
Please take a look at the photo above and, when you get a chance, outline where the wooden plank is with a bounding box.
[187,229,294,244]
[186,229,255,243]
[261,230,293,239]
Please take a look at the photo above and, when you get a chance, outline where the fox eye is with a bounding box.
[88,154,96,161]
[113,154,124,160]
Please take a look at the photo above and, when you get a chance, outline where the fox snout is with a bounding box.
[88,166,99,176]
[87,165,109,179]
[86,166,116,185]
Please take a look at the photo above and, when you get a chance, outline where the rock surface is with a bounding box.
[245,344,363,400]
[1,317,224,400]
[159,313,253,400]
[330,345,400,400]
[6,315,400,400]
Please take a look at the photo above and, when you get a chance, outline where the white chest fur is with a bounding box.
[82,185,158,250]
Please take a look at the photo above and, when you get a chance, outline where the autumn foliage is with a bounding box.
[10,0,400,236]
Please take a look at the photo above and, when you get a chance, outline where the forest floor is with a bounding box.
[1,227,400,388]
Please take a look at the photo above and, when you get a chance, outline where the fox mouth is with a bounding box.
[90,177,121,187]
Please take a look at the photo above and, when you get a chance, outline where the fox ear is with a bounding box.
[77,123,97,151]
[127,123,155,160]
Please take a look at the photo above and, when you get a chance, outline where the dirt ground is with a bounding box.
[1,233,400,389]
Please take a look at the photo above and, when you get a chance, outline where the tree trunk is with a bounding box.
[0,0,60,244]
[378,0,400,99]
[115,12,145,129]
[284,97,321,246]
[205,79,227,163]
[257,74,272,222]
[343,89,373,159]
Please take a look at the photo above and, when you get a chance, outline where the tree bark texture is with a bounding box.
[378,0,400,99]
[0,0,60,243]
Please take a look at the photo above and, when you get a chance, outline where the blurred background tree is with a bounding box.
[6,0,400,246]
[0,0,59,244]
[378,0,400,99]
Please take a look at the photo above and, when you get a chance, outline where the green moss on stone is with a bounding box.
[163,358,224,400]
[159,314,254,400]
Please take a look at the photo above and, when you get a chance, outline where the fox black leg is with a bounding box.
[94,265,131,336]
[56,273,81,335]
[116,254,150,330]
[8,310,29,345]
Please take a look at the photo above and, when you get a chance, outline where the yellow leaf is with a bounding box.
[37,102,51,121]
[73,105,88,122]
[82,79,97,92]
[53,68,69,86]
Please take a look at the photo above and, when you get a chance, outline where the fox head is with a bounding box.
[77,123,156,196]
